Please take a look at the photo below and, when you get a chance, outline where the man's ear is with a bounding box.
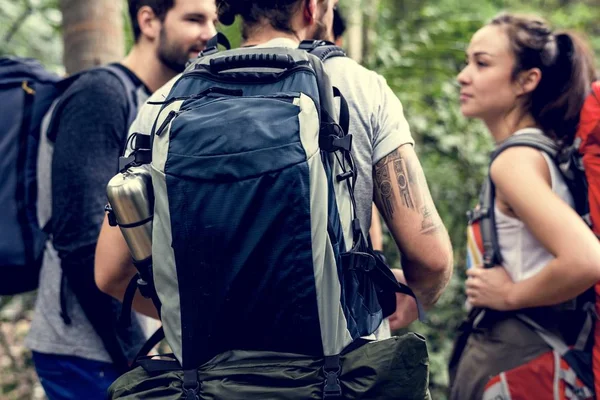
[137,5,162,41]
[303,0,318,25]
[515,68,542,96]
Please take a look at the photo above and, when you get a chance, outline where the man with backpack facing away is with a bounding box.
[328,5,420,332]
[95,0,453,398]
[23,1,217,399]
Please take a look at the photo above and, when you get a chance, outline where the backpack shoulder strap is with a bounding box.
[45,65,142,144]
[97,64,140,127]
[491,131,559,162]
[299,40,347,62]
[476,131,560,268]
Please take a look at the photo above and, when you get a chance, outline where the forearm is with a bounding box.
[402,237,453,308]
[508,259,598,310]
[369,205,384,251]
[96,253,159,319]
[95,216,160,319]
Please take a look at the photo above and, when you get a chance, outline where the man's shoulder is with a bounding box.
[62,66,138,103]
[324,57,388,100]
[325,56,382,82]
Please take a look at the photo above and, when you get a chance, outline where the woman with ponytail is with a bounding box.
[450,13,600,399]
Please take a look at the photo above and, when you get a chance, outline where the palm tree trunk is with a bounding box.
[346,0,364,63]
[59,0,124,74]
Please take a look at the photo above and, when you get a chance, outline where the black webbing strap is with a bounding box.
[132,327,165,364]
[299,40,347,63]
[59,244,130,373]
[119,274,139,328]
[16,82,36,269]
[201,32,232,57]
[322,355,342,399]
[332,87,350,141]
[136,354,180,372]
[183,369,200,400]
[341,232,426,322]
[477,178,502,268]
[59,272,72,325]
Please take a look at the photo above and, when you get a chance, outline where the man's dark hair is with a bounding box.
[332,7,346,41]
[128,0,176,42]
[217,0,323,41]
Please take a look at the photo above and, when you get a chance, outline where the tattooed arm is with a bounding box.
[373,144,453,308]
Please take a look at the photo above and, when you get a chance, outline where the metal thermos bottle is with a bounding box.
[106,166,154,264]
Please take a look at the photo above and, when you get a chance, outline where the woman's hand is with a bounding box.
[465,266,516,311]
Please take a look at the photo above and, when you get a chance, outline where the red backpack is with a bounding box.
[579,81,600,397]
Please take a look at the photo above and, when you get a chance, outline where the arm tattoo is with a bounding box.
[393,156,415,209]
[375,148,442,235]
[375,157,395,219]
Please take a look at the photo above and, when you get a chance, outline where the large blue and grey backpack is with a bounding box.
[112,38,428,400]
[0,57,140,296]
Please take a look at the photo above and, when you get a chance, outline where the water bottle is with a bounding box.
[106,166,154,264]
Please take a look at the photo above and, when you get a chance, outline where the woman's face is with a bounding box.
[457,25,522,121]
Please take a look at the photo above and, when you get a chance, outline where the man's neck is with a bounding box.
[242,24,307,47]
[120,44,178,93]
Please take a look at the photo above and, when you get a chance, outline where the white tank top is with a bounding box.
[495,129,574,281]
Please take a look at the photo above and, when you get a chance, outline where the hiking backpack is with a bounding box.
[0,57,141,296]
[109,37,426,400]
[463,81,600,400]
[0,57,62,295]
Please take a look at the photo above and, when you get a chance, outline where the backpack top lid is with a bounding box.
[576,81,600,153]
[0,56,61,85]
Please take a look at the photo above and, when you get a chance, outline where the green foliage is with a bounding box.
[0,0,62,71]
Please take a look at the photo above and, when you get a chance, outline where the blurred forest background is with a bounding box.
[1,0,599,398]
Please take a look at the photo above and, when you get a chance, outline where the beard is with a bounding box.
[310,18,331,42]
[157,28,193,73]
[308,2,333,42]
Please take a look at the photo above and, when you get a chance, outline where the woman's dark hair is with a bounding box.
[490,13,597,145]
[128,0,175,42]
[217,0,314,41]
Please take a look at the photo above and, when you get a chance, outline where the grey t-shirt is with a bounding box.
[125,38,414,340]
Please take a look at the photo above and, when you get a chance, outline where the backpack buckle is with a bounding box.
[466,207,489,223]
[323,371,342,398]
[341,252,376,272]
[299,40,333,51]
[200,46,218,57]
[105,204,118,227]
[183,369,200,400]
[320,131,352,153]
[322,355,342,399]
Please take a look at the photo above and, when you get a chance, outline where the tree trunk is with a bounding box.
[362,0,380,64]
[59,0,124,74]
[345,0,364,63]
